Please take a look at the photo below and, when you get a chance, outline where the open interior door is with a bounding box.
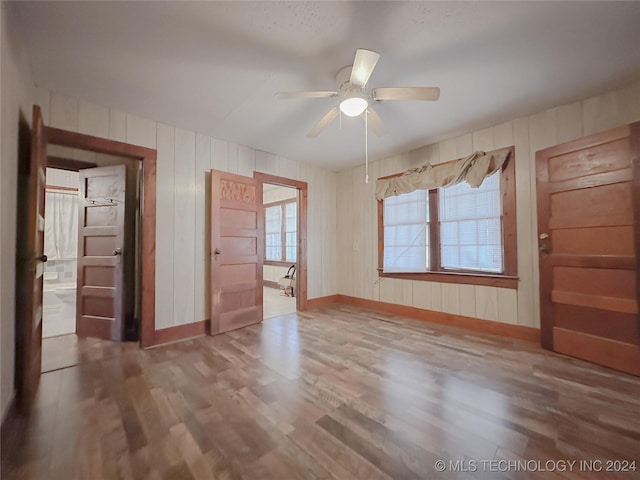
[210,170,263,335]
[15,105,47,408]
[76,165,127,341]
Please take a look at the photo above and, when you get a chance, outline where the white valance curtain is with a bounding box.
[375,150,510,200]
[44,191,78,260]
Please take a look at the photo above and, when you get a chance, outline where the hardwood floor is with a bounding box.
[263,286,296,320]
[3,304,640,479]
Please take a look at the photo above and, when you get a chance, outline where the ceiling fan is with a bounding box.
[276,49,440,138]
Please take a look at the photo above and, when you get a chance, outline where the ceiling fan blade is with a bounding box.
[276,91,337,99]
[307,106,339,138]
[372,87,440,101]
[350,49,380,87]
[362,107,385,137]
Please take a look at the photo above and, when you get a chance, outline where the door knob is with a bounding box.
[38,254,48,263]
[113,248,122,256]
[214,248,221,256]
[538,233,550,254]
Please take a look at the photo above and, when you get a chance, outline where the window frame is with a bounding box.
[264,198,297,266]
[377,146,518,289]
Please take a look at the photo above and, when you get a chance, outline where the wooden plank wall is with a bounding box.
[32,80,640,332]
[36,89,338,330]
[336,81,640,329]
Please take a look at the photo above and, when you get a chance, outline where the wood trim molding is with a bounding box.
[631,122,640,319]
[253,172,308,190]
[151,320,209,347]
[502,148,518,277]
[47,155,97,170]
[305,295,340,310]
[46,127,157,159]
[537,124,631,159]
[44,124,157,348]
[264,260,296,267]
[44,185,78,192]
[332,295,539,342]
[377,271,519,289]
[254,172,308,311]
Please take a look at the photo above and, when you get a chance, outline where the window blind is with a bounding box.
[438,170,503,273]
[265,205,282,261]
[383,189,429,272]
[285,202,297,262]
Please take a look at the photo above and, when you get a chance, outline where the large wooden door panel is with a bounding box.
[546,137,631,182]
[76,165,127,341]
[210,170,263,335]
[536,122,640,376]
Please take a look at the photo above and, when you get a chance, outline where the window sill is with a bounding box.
[265,260,296,267]
[377,269,518,289]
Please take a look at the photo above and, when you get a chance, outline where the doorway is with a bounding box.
[40,149,142,372]
[208,170,308,335]
[263,183,298,319]
[15,105,157,409]
[254,172,308,315]
[41,167,79,339]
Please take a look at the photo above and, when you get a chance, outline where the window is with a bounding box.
[378,147,517,288]
[284,202,297,262]
[265,199,297,263]
[265,205,283,261]
[383,189,430,273]
[439,171,502,273]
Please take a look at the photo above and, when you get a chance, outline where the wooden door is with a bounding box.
[15,105,47,408]
[76,165,127,341]
[536,122,640,376]
[210,170,263,335]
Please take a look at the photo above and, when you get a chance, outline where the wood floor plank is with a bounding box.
[3,304,640,479]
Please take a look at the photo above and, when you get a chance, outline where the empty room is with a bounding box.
[1,2,640,479]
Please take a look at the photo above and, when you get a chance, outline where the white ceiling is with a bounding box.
[15,1,640,171]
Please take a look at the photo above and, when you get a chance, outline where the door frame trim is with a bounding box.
[254,172,308,311]
[632,122,640,323]
[45,126,157,347]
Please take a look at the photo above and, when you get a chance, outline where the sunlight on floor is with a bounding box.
[263,286,296,319]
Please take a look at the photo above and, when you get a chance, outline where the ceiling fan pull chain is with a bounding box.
[365,109,369,184]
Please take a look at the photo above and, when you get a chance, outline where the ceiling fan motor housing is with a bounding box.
[336,66,362,95]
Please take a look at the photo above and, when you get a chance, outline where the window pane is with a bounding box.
[265,205,282,261]
[266,205,281,223]
[383,190,429,272]
[265,201,296,262]
[440,221,458,246]
[438,171,503,273]
[441,246,459,267]
[285,202,297,262]
[285,231,296,262]
[285,202,296,218]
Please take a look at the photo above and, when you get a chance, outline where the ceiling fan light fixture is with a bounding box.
[339,96,368,117]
